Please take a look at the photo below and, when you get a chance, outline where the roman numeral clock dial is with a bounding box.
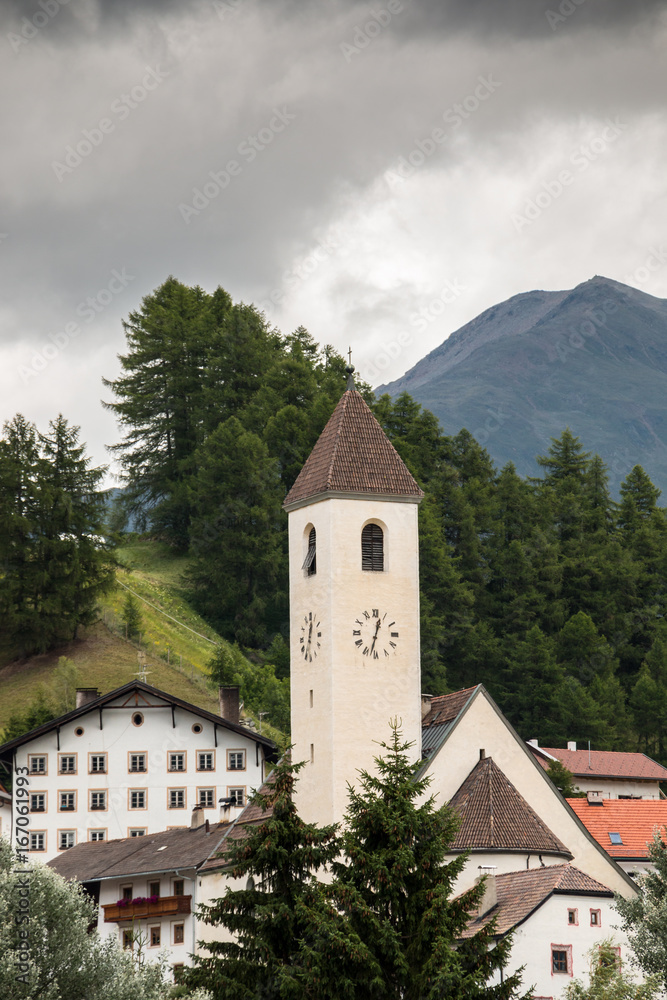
[300,611,322,662]
[352,609,400,659]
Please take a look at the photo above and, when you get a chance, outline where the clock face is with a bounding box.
[352,608,400,659]
[299,611,322,662]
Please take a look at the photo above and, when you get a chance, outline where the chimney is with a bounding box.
[219,686,240,724]
[476,866,498,917]
[219,796,234,825]
[75,688,99,709]
[587,790,604,806]
[527,739,539,748]
[479,748,486,760]
[567,741,577,752]
[421,694,433,719]
[191,805,206,830]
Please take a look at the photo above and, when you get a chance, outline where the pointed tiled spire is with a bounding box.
[283,388,424,509]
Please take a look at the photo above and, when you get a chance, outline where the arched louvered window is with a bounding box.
[303,527,316,576]
[362,523,384,571]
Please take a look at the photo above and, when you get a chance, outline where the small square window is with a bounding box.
[173,923,184,944]
[590,909,601,927]
[90,791,107,811]
[90,830,106,842]
[169,752,186,771]
[228,750,245,771]
[568,908,578,925]
[129,753,147,773]
[59,755,76,774]
[169,789,185,809]
[228,787,245,808]
[199,788,215,808]
[29,832,46,852]
[552,945,572,976]
[130,790,146,810]
[150,926,161,947]
[59,791,76,811]
[90,754,107,773]
[198,752,214,771]
[30,793,46,812]
[59,830,75,851]
[29,755,46,774]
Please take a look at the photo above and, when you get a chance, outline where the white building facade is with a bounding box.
[0,682,274,862]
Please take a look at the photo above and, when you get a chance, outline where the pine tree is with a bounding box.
[121,592,143,638]
[330,726,527,1000]
[615,832,667,993]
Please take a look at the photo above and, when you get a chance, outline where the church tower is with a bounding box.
[283,377,424,826]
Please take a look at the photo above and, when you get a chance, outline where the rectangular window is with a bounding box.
[168,752,186,772]
[567,908,578,925]
[28,755,47,775]
[59,830,75,851]
[227,750,246,771]
[173,879,184,896]
[122,929,134,950]
[173,964,185,984]
[89,754,107,773]
[609,832,623,845]
[129,753,147,773]
[59,791,76,812]
[89,830,106,842]
[590,909,601,926]
[149,881,160,897]
[150,926,161,947]
[122,886,133,901]
[169,789,185,809]
[228,787,245,808]
[29,831,46,852]
[90,791,107,811]
[59,755,76,774]
[600,946,621,968]
[173,923,185,944]
[30,792,46,812]
[552,945,572,976]
[129,789,146,810]
[198,788,215,808]
[197,751,215,771]
[129,828,146,837]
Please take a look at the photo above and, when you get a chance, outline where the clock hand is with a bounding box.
[369,618,382,655]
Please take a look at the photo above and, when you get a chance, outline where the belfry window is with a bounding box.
[362,523,384,571]
[303,527,316,576]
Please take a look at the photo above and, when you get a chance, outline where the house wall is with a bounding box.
[491,893,631,999]
[570,777,661,800]
[424,693,635,898]
[0,795,11,838]
[11,695,265,862]
[96,869,198,976]
[289,496,422,827]
[449,850,568,881]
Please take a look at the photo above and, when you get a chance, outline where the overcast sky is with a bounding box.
[2,0,667,479]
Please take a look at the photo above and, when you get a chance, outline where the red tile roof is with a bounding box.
[460,864,613,939]
[567,798,667,858]
[422,687,479,729]
[283,389,424,508]
[534,748,667,781]
[449,755,571,857]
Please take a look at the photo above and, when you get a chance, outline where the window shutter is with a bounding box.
[303,527,316,574]
[362,524,384,571]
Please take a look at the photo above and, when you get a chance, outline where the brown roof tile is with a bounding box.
[422,687,479,729]
[283,390,424,508]
[449,755,571,856]
[460,864,614,939]
[535,748,667,781]
[567,798,667,859]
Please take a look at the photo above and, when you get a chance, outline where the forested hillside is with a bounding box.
[4,276,667,761]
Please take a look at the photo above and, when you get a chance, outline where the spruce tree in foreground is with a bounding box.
[330,727,528,1000]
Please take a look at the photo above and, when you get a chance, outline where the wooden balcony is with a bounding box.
[103,894,192,922]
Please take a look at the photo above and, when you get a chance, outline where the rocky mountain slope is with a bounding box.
[377,276,667,495]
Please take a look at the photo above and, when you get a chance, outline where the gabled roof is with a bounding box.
[283,389,424,509]
[421,686,480,759]
[532,747,667,782]
[48,822,230,882]
[0,681,276,758]
[567,798,667,859]
[200,772,276,871]
[449,755,571,857]
[460,864,614,939]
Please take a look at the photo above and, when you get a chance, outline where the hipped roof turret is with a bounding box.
[283,388,424,509]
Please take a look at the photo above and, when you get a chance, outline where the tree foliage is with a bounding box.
[563,940,661,1000]
[615,830,667,992]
